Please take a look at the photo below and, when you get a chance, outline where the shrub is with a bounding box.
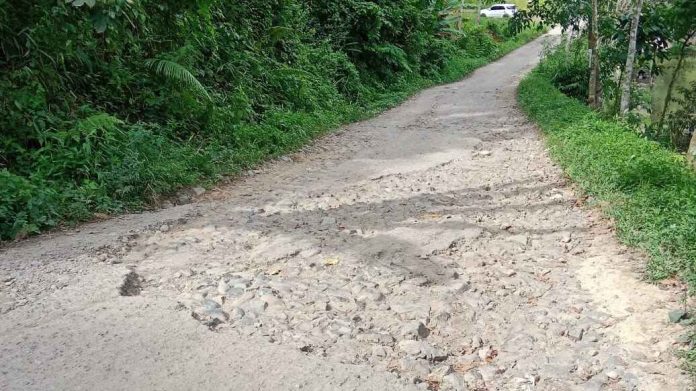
[537,38,590,101]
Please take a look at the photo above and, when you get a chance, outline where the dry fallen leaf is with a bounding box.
[484,348,498,362]
[452,360,478,373]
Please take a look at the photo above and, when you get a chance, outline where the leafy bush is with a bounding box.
[537,38,590,101]
[664,81,696,151]
[456,24,499,58]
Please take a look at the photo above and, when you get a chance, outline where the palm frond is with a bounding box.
[145,59,211,100]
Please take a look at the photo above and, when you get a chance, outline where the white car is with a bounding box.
[480,4,517,18]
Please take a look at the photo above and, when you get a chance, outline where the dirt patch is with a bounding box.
[119,271,143,296]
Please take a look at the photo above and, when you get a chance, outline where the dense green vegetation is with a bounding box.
[0,1,541,240]
[519,56,696,289]
[513,0,695,153]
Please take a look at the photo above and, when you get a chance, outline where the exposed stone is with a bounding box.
[372,345,387,358]
[463,370,485,389]
[357,333,394,345]
[217,279,229,295]
[440,373,467,390]
[239,299,268,316]
[568,327,584,342]
[191,299,228,328]
[427,364,453,383]
[398,340,425,357]
[668,309,687,323]
[471,336,484,349]
[320,217,336,227]
[606,370,620,380]
[477,346,497,362]
[401,321,430,340]
[398,357,430,383]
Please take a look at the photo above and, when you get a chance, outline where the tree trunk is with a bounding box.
[688,130,696,170]
[615,66,624,113]
[619,0,644,117]
[658,38,690,130]
[457,5,462,31]
[477,0,481,25]
[565,27,574,53]
[588,0,601,109]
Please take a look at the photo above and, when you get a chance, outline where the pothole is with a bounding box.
[119,271,143,296]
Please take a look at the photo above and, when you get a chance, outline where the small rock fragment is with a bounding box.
[440,374,466,390]
[372,345,387,358]
[668,309,687,323]
[217,279,229,295]
[526,373,540,385]
[398,340,424,357]
[191,299,229,329]
[463,370,486,389]
[478,346,498,362]
[471,336,484,349]
[402,321,430,340]
[427,364,453,383]
[320,217,336,227]
[567,327,584,341]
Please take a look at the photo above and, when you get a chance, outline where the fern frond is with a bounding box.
[76,113,123,133]
[440,28,466,36]
[370,44,412,73]
[145,59,211,100]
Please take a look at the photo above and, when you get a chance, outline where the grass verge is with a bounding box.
[518,71,696,287]
[518,64,696,375]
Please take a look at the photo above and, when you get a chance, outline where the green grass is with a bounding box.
[518,70,696,288]
[519,65,696,375]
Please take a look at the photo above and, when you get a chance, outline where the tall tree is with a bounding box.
[619,0,644,116]
[688,131,696,169]
[588,0,602,108]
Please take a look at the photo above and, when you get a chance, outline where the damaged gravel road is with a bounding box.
[0,34,691,391]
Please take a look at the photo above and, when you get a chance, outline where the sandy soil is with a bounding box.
[0,33,690,391]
